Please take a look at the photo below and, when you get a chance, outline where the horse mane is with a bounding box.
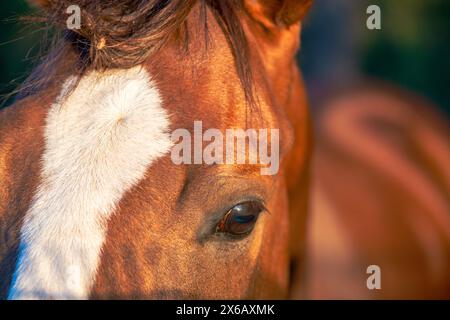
[14,0,254,104]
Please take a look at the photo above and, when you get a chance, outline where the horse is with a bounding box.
[2,0,450,300]
[0,0,313,299]
[304,84,450,299]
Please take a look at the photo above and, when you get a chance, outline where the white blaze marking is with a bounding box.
[8,66,172,299]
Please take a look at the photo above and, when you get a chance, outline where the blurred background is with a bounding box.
[298,0,450,116]
[0,1,40,106]
[295,0,450,299]
[1,0,449,299]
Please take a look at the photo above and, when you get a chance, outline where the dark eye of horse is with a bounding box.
[215,201,265,236]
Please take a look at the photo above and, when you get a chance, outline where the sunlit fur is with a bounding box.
[1,0,313,300]
[8,67,172,299]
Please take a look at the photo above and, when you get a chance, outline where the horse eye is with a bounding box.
[215,201,265,237]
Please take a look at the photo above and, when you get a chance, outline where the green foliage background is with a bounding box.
[1,1,39,105]
[362,0,450,115]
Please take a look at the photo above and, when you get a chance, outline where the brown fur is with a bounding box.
[6,0,448,300]
[0,89,60,297]
[1,1,312,299]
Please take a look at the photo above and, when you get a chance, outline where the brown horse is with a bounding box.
[0,0,313,299]
[304,85,450,299]
[2,0,449,300]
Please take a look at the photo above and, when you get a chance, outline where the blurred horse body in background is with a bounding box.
[303,85,450,299]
